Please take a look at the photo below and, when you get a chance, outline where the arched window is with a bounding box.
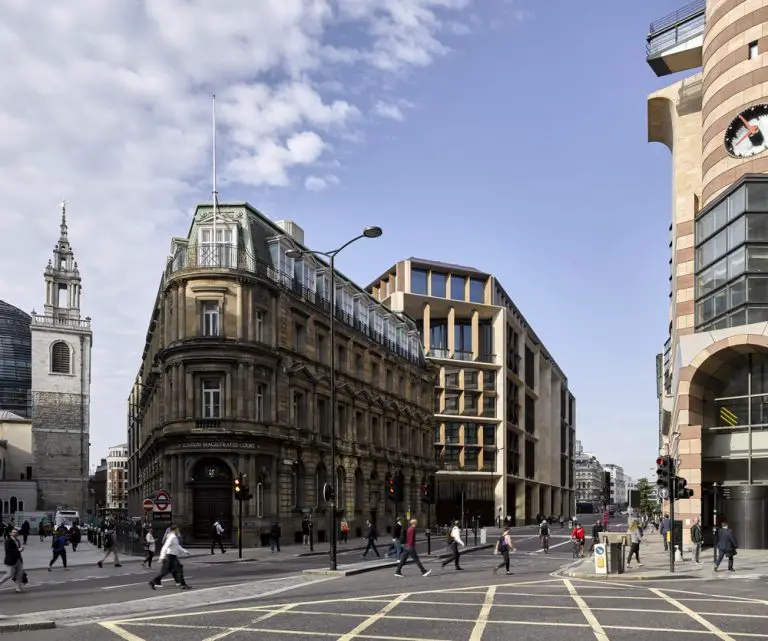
[51,341,71,374]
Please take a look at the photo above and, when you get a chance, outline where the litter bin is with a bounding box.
[601,532,628,575]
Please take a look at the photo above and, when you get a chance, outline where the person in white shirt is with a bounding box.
[149,526,190,590]
[141,526,156,569]
[211,519,226,555]
[440,520,465,571]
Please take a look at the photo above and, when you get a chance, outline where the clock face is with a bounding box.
[724,104,768,158]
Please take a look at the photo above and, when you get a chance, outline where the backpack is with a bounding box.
[541,523,549,536]
[446,529,454,544]
[498,535,508,552]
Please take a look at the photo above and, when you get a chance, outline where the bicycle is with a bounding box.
[541,533,550,553]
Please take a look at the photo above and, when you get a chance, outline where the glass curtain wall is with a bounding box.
[0,300,31,417]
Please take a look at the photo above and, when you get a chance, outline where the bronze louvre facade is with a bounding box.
[127,204,437,545]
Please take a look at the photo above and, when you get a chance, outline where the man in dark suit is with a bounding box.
[714,522,737,572]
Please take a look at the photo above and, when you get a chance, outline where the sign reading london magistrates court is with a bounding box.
[176,441,257,450]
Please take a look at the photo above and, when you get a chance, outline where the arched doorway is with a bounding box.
[191,458,233,541]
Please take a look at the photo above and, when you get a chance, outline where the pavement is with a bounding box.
[8,541,768,641]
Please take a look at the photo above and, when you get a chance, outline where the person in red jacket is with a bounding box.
[571,522,586,558]
[394,519,431,578]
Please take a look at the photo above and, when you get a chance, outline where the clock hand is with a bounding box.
[736,123,761,145]
[740,115,753,127]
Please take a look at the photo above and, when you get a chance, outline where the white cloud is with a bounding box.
[0,0,472,460]
[305,174,340,191]
[372,101,404,121]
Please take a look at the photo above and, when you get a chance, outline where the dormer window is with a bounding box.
[199,226,236,267]
[316,269,330,300]
[268,240,294,286]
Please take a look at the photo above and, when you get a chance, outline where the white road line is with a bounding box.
[650,588,736,641]
[532,539,574,554]
[99,622,146,641]
[468,585,496,641]
[564,579,609,641]
[102,577,193,591]
[336,593,409,641]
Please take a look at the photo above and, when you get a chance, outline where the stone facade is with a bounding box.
[29,204,92,513]
[127,204,437,545]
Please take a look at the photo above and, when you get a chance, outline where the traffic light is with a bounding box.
[387,475,396,501]
[393,470,405,503]
[656,456,673,489]
[234,474,243,501]
[675,477,694,500]
[422,475,436,504]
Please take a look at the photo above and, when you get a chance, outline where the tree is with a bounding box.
[637,478,656,515]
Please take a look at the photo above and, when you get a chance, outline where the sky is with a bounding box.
[0,0,692,481]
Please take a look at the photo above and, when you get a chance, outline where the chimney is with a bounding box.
[274,220,305,245]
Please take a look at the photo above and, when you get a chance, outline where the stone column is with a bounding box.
[245,286,253,342]
[185,369,194,418]
[236,282,244,340]
[471,310,479,358]
[225,371,233,417]
[171,286,178,343]
[178,282,187,340]
[164,293,172,345]
[447,306,456,353]
[422,303,431,350]
[237,363,245,417]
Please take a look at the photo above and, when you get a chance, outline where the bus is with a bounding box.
[54,510,80,529]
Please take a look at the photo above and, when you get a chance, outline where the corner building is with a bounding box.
[647,0,768,547]
[368,259,575,526]
[127,204,436,545]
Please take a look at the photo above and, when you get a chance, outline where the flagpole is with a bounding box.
[212,93,218,260]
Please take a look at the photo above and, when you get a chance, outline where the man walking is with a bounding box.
[691,517,703,563]
[387,517,403,560]
[149,526,191,590]
[270,522,281,553]
[714,522,737,573]
[361,520,380,558]
[660,514,671,551]
[48,528,68,572]
[211,519,226,555]
[441,520,465,571]
[97,525,122,568]
[394,519,431,578]
[1,528,24,593]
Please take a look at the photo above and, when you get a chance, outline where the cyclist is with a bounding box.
[538,518,550,553]
[570,520,586,558]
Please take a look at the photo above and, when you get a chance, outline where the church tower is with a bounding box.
[30,202,93,513]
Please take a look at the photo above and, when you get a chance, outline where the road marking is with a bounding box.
[468,585,496,641]
[99,622,146,641]
[336,593,409,641]
[102,577,194,591]
[564,579,609,641]
[533,539,576,554]
[661,587,768,605]
[199,603,299,641]
[650,588,736,641]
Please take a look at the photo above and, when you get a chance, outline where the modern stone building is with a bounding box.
[647,0,768,547]
[368,259,575,526]
[127,203,436,545]
[29,203,92,513]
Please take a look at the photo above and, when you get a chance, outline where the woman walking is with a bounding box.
[493,527,516,575]
[141,525,156,569]
[626,519,643,569]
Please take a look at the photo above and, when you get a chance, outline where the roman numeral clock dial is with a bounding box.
[724,104,768,158]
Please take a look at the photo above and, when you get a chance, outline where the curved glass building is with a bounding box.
[0,300,31,417]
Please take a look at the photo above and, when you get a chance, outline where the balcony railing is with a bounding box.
[646,0,705,58]
[30,313,91,329]
[166,243,425,367]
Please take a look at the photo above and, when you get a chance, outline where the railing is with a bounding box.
[427,347,450,359]
[30,313,91,329]
[166,243,425,367]
[646,0,705,57]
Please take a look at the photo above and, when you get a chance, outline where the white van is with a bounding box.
[54,510,80,529]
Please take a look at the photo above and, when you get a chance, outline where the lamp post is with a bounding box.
[286,225,383,571]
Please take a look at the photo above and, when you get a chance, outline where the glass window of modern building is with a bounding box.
[450,276,465,300]
[469,278,485,303]
[431,272,447,298]
[0,300,31,417]
[411,269,428,295]
[695,179,768,330]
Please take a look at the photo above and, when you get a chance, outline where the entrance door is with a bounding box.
[191,458,233,541]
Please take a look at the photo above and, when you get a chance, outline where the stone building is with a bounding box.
[574,448,603,510]
[127,203,436,545]
[603,464,627,510]
[106,444,128,512]
[29,203,92,512]
[368,258,575,526]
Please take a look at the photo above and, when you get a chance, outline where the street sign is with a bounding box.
[659,487,669,500]
[593,544,607,575]
[154,490,171,513]
[142,499,154,512]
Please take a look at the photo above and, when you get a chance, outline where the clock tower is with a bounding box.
[30,202,93,513]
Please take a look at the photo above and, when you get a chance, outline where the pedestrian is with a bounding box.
[211,519,226,555]
[590,521,604,555]
[142,526,156,569]
[441,520,465,571]
[361,520,380,558]
[625,520,643,569]
[69,524,81,551]
[48,528,69,571]
[270,522,281,553]
[19,520,30,546]
[149,526,191,590]
[97,526,122,568]
[302,517,310,546]
[394,519,431,578]
[339,519,349,544]
[492,527,515,575]
[690,517,703,563]
[387,517,403,560]
[660,514,671,551]
[714,522,737,572]
[0,528,24,593]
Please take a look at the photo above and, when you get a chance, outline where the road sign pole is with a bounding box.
[669,462,675,574]
[238,497,243,559]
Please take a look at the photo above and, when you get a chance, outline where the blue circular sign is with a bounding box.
[595,545,605,555]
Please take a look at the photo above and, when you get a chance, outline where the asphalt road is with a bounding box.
[11,539,768,641]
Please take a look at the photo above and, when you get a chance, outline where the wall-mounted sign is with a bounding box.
[176,441,257,450]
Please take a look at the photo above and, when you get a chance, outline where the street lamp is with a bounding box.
[286,225,383,571]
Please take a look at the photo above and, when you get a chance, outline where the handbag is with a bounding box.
[21,571,28,584]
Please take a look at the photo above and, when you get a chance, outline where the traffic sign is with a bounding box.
[154,490,171,513]
[143,499,154,512]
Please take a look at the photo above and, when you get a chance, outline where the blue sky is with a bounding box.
[0,0,694,478]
